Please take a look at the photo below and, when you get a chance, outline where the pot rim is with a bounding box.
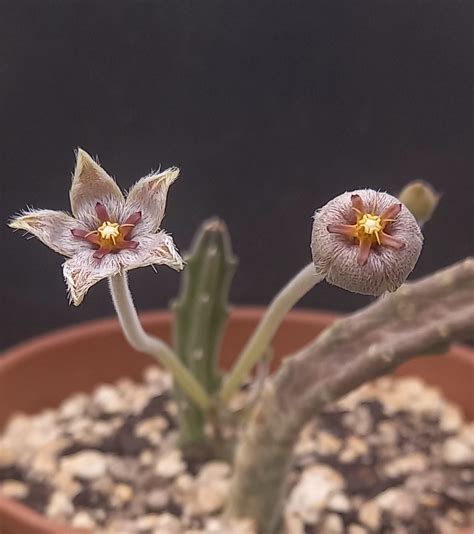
[1,306,472,366]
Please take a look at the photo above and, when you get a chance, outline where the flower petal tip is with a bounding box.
[75,146,93,162]
[146,166,180,190]
[73,148,101,179]
[8,214,25,230]
[175,258,185,271]
[70,149,124,217]
[8,210,39,231]
[162,166,180,184]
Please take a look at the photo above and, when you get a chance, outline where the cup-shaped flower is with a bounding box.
[311,189,423,296]
[10,149,184,305]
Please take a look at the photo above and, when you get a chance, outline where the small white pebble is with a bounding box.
[0,480,28,499]
[460,423,474,446]
[384,452,428,478]
[143,365,164,384]
[46,491,74,519]
[61,450,107,480]
[192,478,229,515]
[175,473,194,493]
[321,513,344,533]
[139,449,155,466]
[71,511,97,529]
[439,404,463,433]
[375,488,417,520]
[0,447,16,467]
[339,436,368,463]
[327,492,351,513]
[347,525,368,534]
[144,365,172,388]
[342,406,373,435]
[155,449,185,478]
[59,393,89,420]
[93,384,125,414]
[146,488,170,511]
[359,500,381,530]
[136,416,168,445]
[50,471,81,497]
[112,483,133,505]
[375,421,398,446]
[136,514,161,529]
[138,512,181,532]
[442,437,473,465]
[283,514,305,534]
[316,431,343,455]
[166,400,178,417]
[286,465,344,524]
[197,461,231,482]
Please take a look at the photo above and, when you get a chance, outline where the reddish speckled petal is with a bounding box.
[123,211,142,226]
[381,203,402,222]
[93,247,112,260]
[381,232,405,250]
[120,211,142,238]
[357,238,372,266]
[71,228,100,245]
[71,228,89,239]
[351,194,365,214]
[327,223,357,238]
[95,202,110,223]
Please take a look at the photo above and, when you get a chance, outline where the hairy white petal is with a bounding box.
[311,189,423,296]
[9,209,87,258]
[70,148,124,218]
[124,167,179,233]
[127,231,184,271]
[63,251,123,306]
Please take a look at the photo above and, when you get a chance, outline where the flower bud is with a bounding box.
[311,189,423,296]
[398,180,440,226]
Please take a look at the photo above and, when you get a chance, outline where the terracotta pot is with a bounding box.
[0,308,472,534]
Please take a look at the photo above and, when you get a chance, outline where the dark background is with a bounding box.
[1,1,472,351]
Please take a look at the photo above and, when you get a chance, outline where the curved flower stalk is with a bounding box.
[9,149,184,305]
[220,264,323,404]
[220,189,424,403]
[312,189,423,296]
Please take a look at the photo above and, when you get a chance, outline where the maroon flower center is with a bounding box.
[327,194,405,266]
[71,203,141,260]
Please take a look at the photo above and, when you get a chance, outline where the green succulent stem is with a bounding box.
[173,218,237,447]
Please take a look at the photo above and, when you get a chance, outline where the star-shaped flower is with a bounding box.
[10,149,184,305]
